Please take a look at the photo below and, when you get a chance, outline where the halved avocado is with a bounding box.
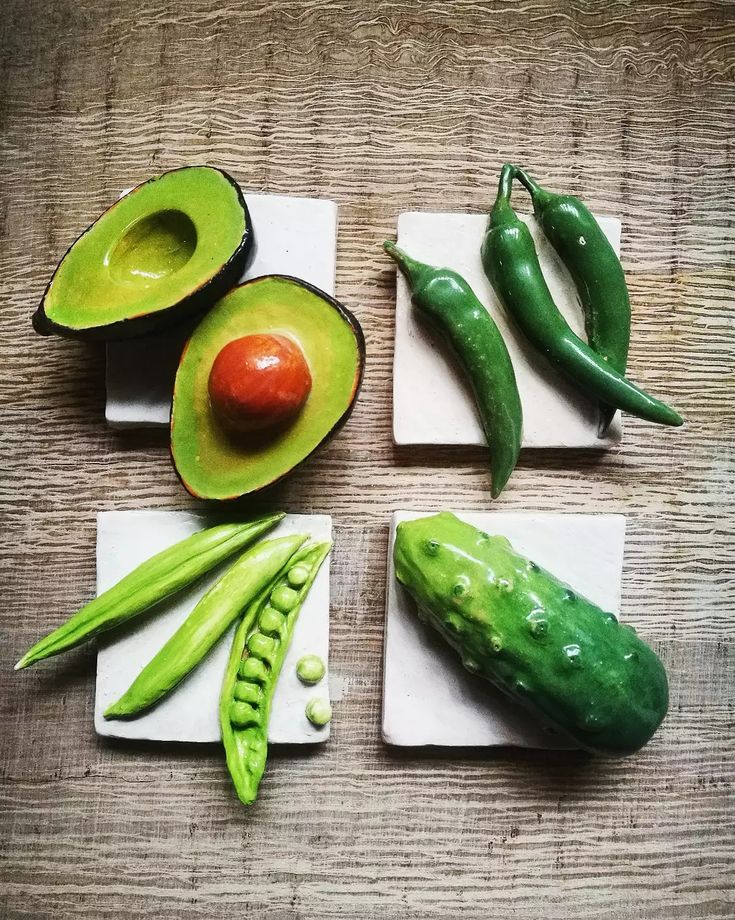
[171,275,365,500]
[33,166,254,340]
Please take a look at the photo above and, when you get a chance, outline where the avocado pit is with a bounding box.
[208,333,312,436]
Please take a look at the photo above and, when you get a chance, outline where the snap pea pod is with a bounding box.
[104,534,307,719]
[481,165,683,428]
[220,540,331,806]
[384,240,522,498]
[513,165,631,435]
[14,514,283,671]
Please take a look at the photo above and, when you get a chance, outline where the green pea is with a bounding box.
[230,701,258,728]
[233,680,263,705]
[296,654,326,685]
[247,633,277,662]
[287,565,310,588]
[259,606,286,636]
[305,697,332,727]
[270,585,299,613]
[238,657,269,684]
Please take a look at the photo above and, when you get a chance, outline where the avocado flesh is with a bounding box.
[171,275,364,500]
[34,166,252,340]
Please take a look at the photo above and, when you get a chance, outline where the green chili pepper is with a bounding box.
[513,165,631,435]
[220,540,331,806]
[103,533,307,719]
[14,514,284,671]
[384,241,523,498]
[481,165,683,428]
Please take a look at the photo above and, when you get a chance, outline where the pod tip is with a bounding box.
[13,658,26,671]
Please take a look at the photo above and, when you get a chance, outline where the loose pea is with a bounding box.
[287,565,310,588]
[234,680,263,705]
[270,585,299,613]
[296,654,326,685]
[305,697,332,727]
[259,606,286,636]
[238,657,269,684]
[230,701,258,728]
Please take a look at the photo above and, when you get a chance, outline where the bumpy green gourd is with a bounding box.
[220,540,331,805]
[394,512,668,755]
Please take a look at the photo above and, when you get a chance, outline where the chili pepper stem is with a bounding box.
[512,165,558,214]
[383,241,433,290]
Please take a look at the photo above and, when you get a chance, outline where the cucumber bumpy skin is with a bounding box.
[220,540,331,806]
[394,512,669,756]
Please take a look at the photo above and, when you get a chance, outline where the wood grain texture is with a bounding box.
[1,1,733,918]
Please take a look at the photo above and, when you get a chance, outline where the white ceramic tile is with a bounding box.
[94,511,332,743]
[383,510,626,748]
[392,211,624,448]
[105,194,338,428]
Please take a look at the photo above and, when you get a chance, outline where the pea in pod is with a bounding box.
[481,165,683,428]
[103,533,307,719]
[15,514,284,671]
[513,165,631,435]
[384,240,522,498]
[220,540,331,806]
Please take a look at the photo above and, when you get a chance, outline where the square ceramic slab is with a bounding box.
[105,193,338,428]
[392,210,624,448]
[94,510,332,743]
[383,510,625,748]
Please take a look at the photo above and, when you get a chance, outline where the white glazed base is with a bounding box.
[383,510,625,748]
[94,511,332,744]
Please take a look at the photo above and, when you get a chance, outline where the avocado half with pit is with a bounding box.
[171,275,365,500]
[33,166,254,340]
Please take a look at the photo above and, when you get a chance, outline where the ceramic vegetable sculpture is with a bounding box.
[220,540,331,805]
[104,534,307,718]
[511,165,632,435]
[33,166,254,340]
[384,241,522,498]
[481,164,682,428]
[15,515,283,670]
[394,512,669,755]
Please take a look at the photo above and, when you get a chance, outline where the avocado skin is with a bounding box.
[170,274,365,501]
[32,167,255,341]
[394,512,669,756]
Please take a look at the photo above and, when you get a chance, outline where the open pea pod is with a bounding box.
[15,514,284,670]
[220,540,331,806]
[104,533,307,719]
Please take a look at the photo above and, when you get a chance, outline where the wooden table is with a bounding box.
[1,3,733,918]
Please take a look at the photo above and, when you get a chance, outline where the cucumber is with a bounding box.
[393,512,668,755]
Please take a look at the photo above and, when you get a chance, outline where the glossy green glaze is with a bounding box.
[384,241,522,498]
[305,697,332,727]
[394,512,669,756]
[514,166,631,435]
[481,166,682,428]
[296,654,326,685]
[34,166,254,340]
[220,540,331,806]
[103,533,307,719]
[14,515,283,670]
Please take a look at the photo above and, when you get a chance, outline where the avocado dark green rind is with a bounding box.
[32,167,255,341]
[170,274,365,501]
[394,512,669,756]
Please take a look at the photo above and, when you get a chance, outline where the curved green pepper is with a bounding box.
[220,540,331,806]
[513,165,631,435]
[394,512,669,756]
[104,533,307,719]
[15,514,284,671]
[481,165,682,428]
[384,241,523,498]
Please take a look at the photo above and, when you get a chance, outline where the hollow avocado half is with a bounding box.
[171,275,365,500]
[33,166,254,340]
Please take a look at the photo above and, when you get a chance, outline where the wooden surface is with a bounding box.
[1,2,733,918]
